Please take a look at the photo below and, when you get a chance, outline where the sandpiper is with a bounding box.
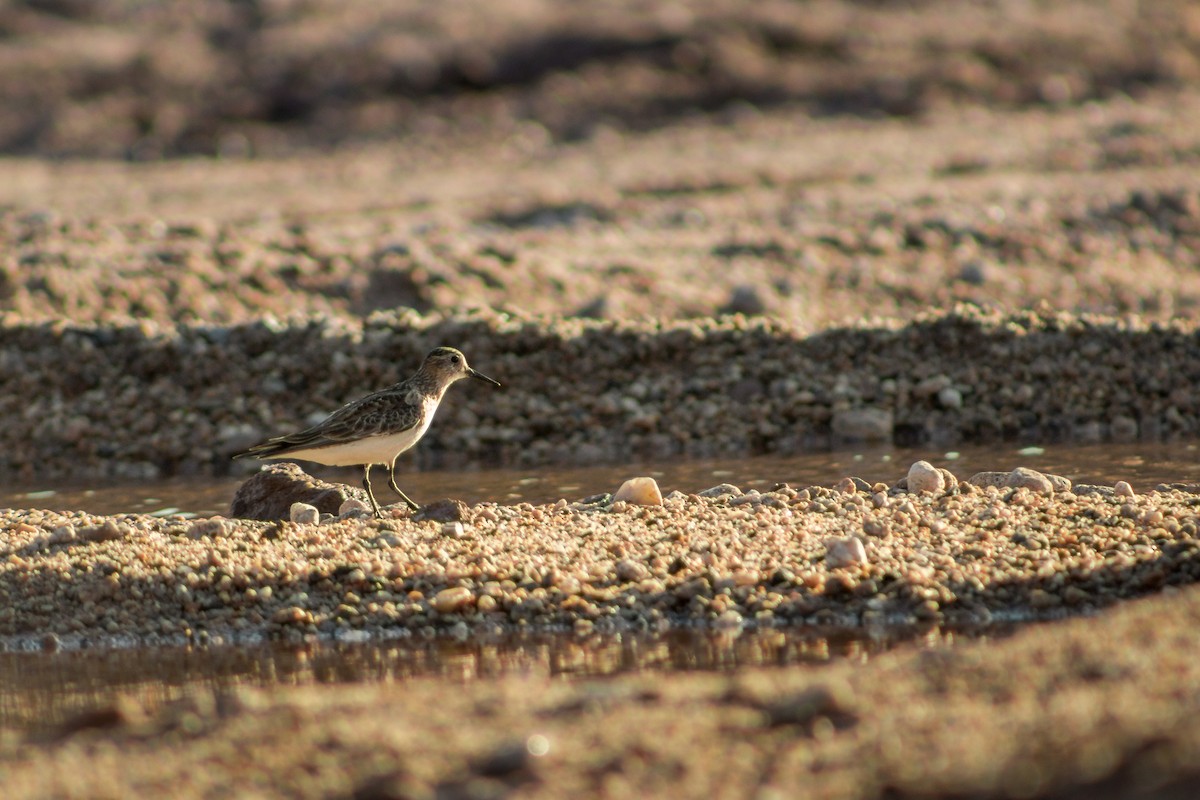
[234,346,500,518]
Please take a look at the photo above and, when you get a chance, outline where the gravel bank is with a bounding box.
[3,465,1198,647]
[2,307,1199,482]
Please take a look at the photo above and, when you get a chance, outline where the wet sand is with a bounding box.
[4,1,1200,796]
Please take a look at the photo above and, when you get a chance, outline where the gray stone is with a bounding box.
[1006,467,1054,494]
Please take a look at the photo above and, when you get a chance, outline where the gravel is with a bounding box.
[3,463,1198,647]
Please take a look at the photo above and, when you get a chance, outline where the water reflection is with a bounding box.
[0,624,1009,735]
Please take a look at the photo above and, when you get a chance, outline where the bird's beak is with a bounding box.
[468,368,501,387]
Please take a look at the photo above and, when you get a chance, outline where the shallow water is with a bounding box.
[2,440,1198,518]
[0,624,1012,736]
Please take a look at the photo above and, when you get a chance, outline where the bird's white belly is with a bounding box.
[277,415,434,467]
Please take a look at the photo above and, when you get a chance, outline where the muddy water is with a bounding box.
[0,624,1014,736]
[2,440,1197,518]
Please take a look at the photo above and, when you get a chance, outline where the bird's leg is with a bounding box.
[362,464,384,519]
[386,462,420,511]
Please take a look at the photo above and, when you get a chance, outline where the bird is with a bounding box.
[234,346,500,518]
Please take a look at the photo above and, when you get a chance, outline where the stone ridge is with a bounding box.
[0,305,1197,480]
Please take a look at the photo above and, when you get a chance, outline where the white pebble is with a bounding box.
[289,502,320,525]
[825,537,868,568]
[1114,480,1135,498]
[614,476,663,506]
[441,521,466,538]
[937,386,963,409]
[907,461,945,493]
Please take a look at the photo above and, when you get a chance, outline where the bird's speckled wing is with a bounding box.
[237,386,421,458]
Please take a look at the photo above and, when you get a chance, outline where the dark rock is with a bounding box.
[719,284,766,315]
[229,462,364,521]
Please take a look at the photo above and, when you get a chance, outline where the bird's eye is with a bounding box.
[450,355,460,364]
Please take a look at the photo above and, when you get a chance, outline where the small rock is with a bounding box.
[441,521,466,538]
[698,484,741,499]
[1006,467,1054,494]
[79,520,127,542]
[937,386,963,410]
[967,471,1010,489]
[412,499,469,522]
[1114,480,1135,498]
[862,518,890,538]
[289,502,320,525]
[433,586,474,614]
[958,261,988,286]
[914,375,952,398]
[1045,473,1072,493]
[187,518,229,540]
[831,408,893,442]
[338,498,371,518]
[230,462,363,521]
[720,284,766,315]
[614,477,663,506]
[834,477,859,494]
[1073,484,1116,497]
[825,537,868,568]
[732,569,760,587]
[907,461,945,493]
[616,559,650,582]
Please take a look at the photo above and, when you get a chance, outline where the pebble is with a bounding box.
[187,519,229,540]
[937,386,963,410]
[1006,468,1055,494]
[906,461,945,493]
[967,471,1010,489]
[433,587,474,614]
[825,537,868,568]
[699,484,741,499]
[338,498,371,517]
[1115,481,1135,498]
[616,560,650,582]
[614,477,663,506]
[441,521,466,539]
[289,503,320,525]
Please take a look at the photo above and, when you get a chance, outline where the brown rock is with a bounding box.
[229,463,362,521]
